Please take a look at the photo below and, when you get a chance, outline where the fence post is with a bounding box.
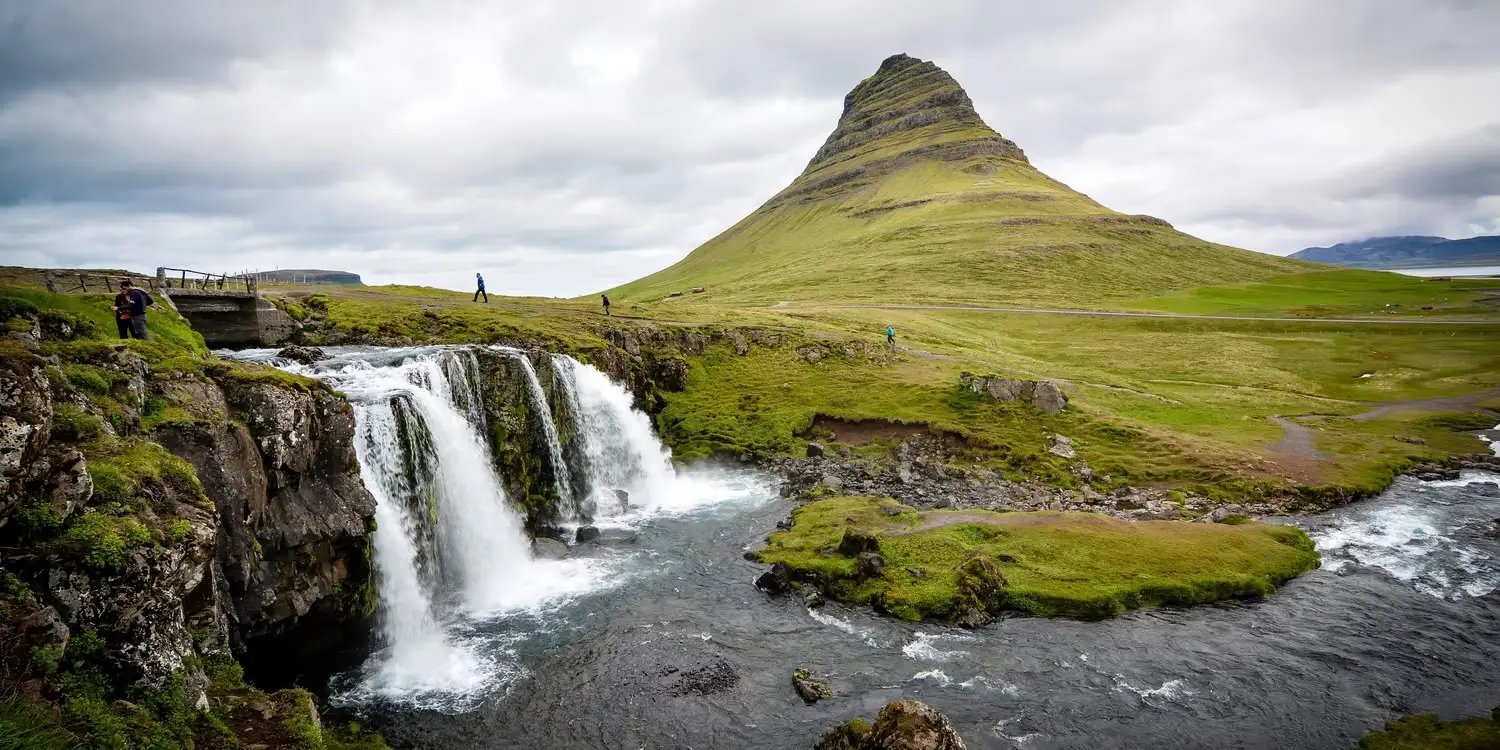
[248,276,259,296]
[156,267,167,290]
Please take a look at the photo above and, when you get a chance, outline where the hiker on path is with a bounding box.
[601,294,611,316]
[474,272,488,303]
[110,280,153,340]
[886,325,895,347]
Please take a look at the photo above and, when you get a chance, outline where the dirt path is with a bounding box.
[1267,416,1330,461]
[788,303,1500,326]
[1352,388,1500,422]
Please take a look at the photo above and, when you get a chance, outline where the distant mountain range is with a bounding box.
[1292,235,1500,269]
[252,269,363,285]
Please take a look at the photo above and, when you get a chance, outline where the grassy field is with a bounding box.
[755,496,1320,620]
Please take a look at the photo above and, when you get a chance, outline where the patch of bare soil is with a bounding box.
[891,510,1120,536]
[1352,388,1500,422]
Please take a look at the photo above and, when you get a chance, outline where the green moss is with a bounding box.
[85,439,209,510]
[62,514,152,572]
[64,364,113,396]
[757,496,1320,620]
[51,403,103,442]
[0,294,41,321]
[168,519,193,543]
[30,644,64,676]
[1219,513,1252,525]
[1357,710,1500,749]
[15,500,64,541]
[205,359,328,394]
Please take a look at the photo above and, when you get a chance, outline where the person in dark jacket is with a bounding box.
[112,286,133,339]
[474,272,488,303]
[111,280,153,340]
[601,294,611,316]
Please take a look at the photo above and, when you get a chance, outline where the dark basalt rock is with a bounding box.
[576,525,601,543]
[275,345,327,365]
[755,561,792,594]
[838,529,880,556]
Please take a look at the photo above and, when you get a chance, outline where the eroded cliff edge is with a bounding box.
[0,301,379,747]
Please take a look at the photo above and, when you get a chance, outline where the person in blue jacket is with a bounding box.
[886,324,895,347]
[474,272,488,303]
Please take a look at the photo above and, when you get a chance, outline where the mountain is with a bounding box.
[252,269,364,285]
[608,54,1311,307]
[1291,235,1500,269]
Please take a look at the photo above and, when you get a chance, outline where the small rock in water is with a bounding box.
[613,488,630,511]
[532,538,568,560]
[756,562,792,594]
[793,668,834,703]
[576,525,601,543]
[801,587,825,608]
[276,345,327,365]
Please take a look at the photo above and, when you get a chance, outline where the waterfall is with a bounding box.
[290,347,609,707]
[229,343,758,709]
[502,349,578,519]
[552,355,703,517]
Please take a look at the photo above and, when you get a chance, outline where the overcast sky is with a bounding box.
[2,0,1497,295]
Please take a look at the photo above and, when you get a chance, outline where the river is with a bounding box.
[235,346,1500,749]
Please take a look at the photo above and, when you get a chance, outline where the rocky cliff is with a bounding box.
[0,299,379,746]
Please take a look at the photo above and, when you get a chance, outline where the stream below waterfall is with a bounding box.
[230,346,1500,749]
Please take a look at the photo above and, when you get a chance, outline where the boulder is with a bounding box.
[797,345,825,364]
[985,377,1032,403]
[532,538,569,560]
[838,529,880,556]
[856,551,886,580]
[868,700,968,750]
[950,553,1006,628]
[755,561,792,594]
[575,525,601,543]
[793,668,834,703]
[801,587,825,608]
[1047,435,1077,460]
[806,442,826,458]
[1032,381,1068,413]
[723,329,750,356]
[818,701,967,750]
[276,346,327,365]
[613,488,631,510]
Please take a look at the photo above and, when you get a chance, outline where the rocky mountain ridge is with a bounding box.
[1292,234,1500,269]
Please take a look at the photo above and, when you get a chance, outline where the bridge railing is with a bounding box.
[155,267,259,296]
[44,270,164,295]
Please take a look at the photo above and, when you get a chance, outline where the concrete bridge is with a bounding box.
[45,268,295,349]
[153,268,295,349]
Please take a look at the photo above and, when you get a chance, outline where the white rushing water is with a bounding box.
[500,348,578,519]
[1309,472,1500,600]
[233,345,767,710]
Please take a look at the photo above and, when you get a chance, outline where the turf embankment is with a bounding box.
[755,496,1320,620]
[1356,707,1500,750]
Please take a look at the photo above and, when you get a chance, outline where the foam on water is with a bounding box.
[902,631,974,662]
[1308,474,1500,599]
[808,608,882,648]
[912,669,952,686]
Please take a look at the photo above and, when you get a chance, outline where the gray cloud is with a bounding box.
[1,0,1498,295]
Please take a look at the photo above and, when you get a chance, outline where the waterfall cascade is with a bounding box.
[245,345,738,708]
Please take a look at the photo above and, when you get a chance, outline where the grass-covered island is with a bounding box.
[755,496,1320,621]
[1357,706,1500,749]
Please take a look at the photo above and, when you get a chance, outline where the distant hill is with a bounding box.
[253,269,363,285]
[1291,235,1500,269]
[606,53,1312,307]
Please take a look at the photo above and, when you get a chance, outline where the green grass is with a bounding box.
[757,496,1320,620]
[1357,708,1500,749]
[1127,269,1500,320]
[0,696,78,750]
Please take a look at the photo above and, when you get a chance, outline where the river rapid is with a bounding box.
[235,346,1500,749]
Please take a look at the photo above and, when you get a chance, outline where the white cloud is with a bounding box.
[1,0,1497,292]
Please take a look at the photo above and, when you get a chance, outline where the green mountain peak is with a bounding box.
[609,55,1310,307]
